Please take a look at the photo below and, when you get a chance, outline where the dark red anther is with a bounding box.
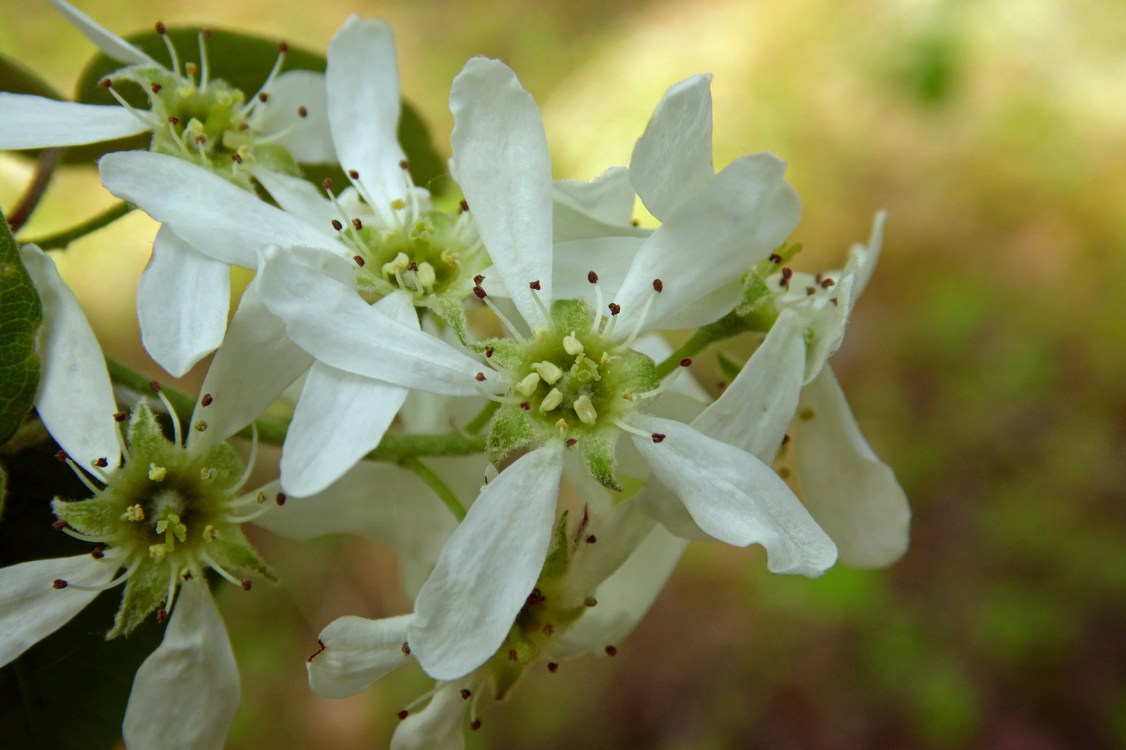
[307,639,326,662]
[200,393,214,407]
[241,579,252,591]
[520,402,530,411]
[150,82,162,93]
[585,534,597,544]
[459,199,469,212]
[484,346,494,358]
[258,92,269,103]
[608,302,621,316]
[52,519,68,530]
[53,579,68,589]
[605,645,618,656]
[470,719,482,731]
[565,438,577,447]
[182,570,193,580]
[547,662,559,673]
[322,178,333,190]
[475,372,486,382]
[157,608,169,622]
[278,41,289,53]
[401,642,411,655]
[275,492,287,506]
[398,159,409,170]
[203,29,213,39]
[396,710,409,721]
[331,219,343,231]
[155,21,166,34]
[652,278,664,293]
[353,255,366,267]
[821,278,835,289]
[529,280,541,290]
[348,169,359,179]
[407,261,418,272]
[830,297,839,306]
[542,623,555,636]
[679,358,692,367]
[806,287,816,296]
[651,433,666,443]
[460,689,472,700]
[297,105,308,118]
[473,286,487,299]
[769,253,783,264]
[231,153,243,164]
[473,274,485,285]
[149,379,161,393]
[167,116,179,126]
[54,450,68,463]
[587,270,598,284]
[352,218,363,231]
[782,433,791,444]
[91,547,105,559]
[95,457,109,468]
[526,588,545,606]
[114,410,129,422]
[584,596,598,607]
[781,267,793,284]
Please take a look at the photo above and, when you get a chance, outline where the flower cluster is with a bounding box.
[0,3,909,748]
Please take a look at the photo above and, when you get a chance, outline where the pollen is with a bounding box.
[574,395,598,425]
[148,463,168,481]
[122,504,146,522]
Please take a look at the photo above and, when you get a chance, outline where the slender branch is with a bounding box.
[400,457,467,521]
[22,202,133,250]
[654,312,752,379]
[7,148,63,232]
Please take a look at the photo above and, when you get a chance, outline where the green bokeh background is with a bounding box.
[2,0,1124,748]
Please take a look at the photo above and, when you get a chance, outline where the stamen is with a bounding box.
[612,419,652,439]
[479,295,526,343]
[64,457,104,495]
[242,42,288,118]
[103,85,159,128]
[529,280,551,322]
[199,552,247,588]
[589,272,605,332]
[154,387,183,447]
[199,30,213,89]
[156,21,181,76]
[64,553,143,592]
[231,423,259,492]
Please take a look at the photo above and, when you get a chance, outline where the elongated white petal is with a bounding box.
[391,682,469,750]
[554,167,636,226]
[256,70,336,163]
[307,614,412,697]
[123,581,239,750]
[794,367,910,567]
[21,245,119,468]
[281,358,409,497]
[409,442,564,680]
[0,94,149,149]
[257,248,488,396]
[188,282,312,449]
[632,416,837,576]
[327,16,405,221]
[693,308,805,461]
[551,235,646,304]
[250,167,340,228]
[450,57,553,328]
[50,0,158,65]
[851,211,886,301]
[0,554,115,667]
[99,151,340,267]
[137,228,230,377]
[630,74,715,221]
[614,153,801,333]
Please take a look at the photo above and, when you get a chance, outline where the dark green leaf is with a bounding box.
[0,52,62,99]
[0,207,43,445]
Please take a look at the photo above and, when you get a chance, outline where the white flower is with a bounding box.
[254,56,834,682]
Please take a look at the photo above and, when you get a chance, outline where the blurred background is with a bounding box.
[2,0,1125,748]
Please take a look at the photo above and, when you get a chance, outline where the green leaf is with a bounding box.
[0,207,43,446]
[0,52,63,99]
[68,27,447,188]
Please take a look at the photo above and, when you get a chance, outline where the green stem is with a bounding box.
[401,457,467,521]
[105,357,195,425]
[7,148,62,232]
[22,202,133,250]
[463,400,500,435]
[655,312,750,379]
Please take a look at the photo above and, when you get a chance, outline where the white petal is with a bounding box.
[851,210,886,301]
[632,416,837,576]
[450,57,553,328]
[0,94,149,149]
[553,167,646,243]
[630,74,715,221]
[614,152,801,333]
[21,245,120,468]
[391,682,468,750]
[281,360,408,497]
[794,367,910,567]
[307,614,412,698]
[137,228,230,377]
[692,308,805,461]
[0,554,115,667]
[409,442,564,680]
[99,151,339,267]
[327,16,406,221]
[123,581,239,750]
[188,281,312,449]
[250,167,340,228]
[256,70,336,164]
[550,235,646,305]
[257,249,488,396]
[50,0,157,65]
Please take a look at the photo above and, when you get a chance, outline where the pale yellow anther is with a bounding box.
[204,524,219,542]
[382,252,410,277]
[441,250,458,267]
[416,261,437,290]
[532,361,563,385]
[562,332,584,355]
[148,463,168,482]
[390,198,407,211]
[148,544,168,563]
[516,372,541,398]
[215,90,233,106]
[622,391,634,401]
[600,351,613,366]
[540,388,563,413]
[200,467,215,481]
[574,395,598,425]
[256,491,267,505]
[555,418,569,432]
[121,504,145,522]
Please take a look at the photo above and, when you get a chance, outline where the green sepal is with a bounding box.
[717,351,744,384]
[108,558,167,638]
[540,509,573,579]
[250,142,299,177]
[485,405,538,466]
[612,347,661,396]
[196,441,245,488]
[127,403,172,461]
[209,526,277,584]
[579,431,622,492]
[471,337,524,371]
[429,295,469,345]
[52,495,121,538]
[735,272,779,333]
[0,207,44,446]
